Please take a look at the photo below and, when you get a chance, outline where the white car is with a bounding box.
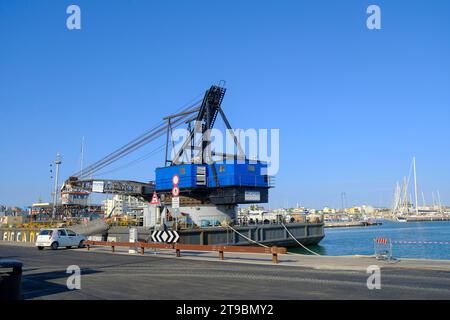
[36,228,86,250]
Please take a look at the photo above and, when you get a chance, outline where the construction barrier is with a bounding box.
[373,237,450,261]
[373,237,393,261]
[84,240,287,264]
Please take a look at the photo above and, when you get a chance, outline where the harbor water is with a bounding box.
[291,220,450,260]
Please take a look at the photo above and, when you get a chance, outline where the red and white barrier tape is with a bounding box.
[374,238,450,245]
[392,240,450,245]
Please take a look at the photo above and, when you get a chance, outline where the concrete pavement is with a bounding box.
[1,243,450,299]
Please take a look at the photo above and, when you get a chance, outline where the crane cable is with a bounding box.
[73,96,202,178]
[76,106,194,178]
[77,123,168,178]
[95,144,166,177]
[78,114,186,179]
[74,120,167,176]
[73,99,202,179]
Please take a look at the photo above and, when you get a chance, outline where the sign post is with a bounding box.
[172,197,180,209]
[171,175,180,229]
[129,227,138,254]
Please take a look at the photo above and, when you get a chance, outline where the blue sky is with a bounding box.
[1,0,449,209]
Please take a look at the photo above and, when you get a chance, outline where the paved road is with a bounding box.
[1,244,450,299]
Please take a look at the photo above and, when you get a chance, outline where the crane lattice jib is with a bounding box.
[171,85,243,165]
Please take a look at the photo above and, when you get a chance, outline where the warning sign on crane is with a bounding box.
[172,196,180,209]
[150,191,160,205]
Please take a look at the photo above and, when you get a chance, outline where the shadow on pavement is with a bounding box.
[22,268,101,299]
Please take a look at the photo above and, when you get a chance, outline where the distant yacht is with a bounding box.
[391,156,420,222]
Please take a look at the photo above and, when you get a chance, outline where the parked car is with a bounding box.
[35,228,86,250]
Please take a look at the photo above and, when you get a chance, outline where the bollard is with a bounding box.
[0,260,23,300]
[272,253,278,264]
[140,247,145,255]
[219,251,224,260]
[176,249,181,257]
[87,244,90,251]
[111,245,115,253]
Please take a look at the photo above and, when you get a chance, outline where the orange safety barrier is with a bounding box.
[374,237,389,245]
[84,240,287,264]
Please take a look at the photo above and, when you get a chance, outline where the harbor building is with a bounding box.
[323,207,337,214]
[102,194,146,217]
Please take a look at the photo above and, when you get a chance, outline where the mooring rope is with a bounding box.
[227,223,322,256]
[281,222,321,256]
[226,225,270,248]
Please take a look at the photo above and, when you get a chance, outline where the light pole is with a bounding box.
[52,153,62,219]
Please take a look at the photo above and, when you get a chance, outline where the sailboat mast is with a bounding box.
[413,156,419,214]
[432,191,436,208]
[402,177,408,212]
[437,190,442,213]
[392,182,400,215]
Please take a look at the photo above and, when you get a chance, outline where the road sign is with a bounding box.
[172,186,180,197]
[172,174,180,186]
[151,230,179,243]
[172,196,180,209]
[150,191,160,205]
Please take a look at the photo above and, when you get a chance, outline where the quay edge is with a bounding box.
[0,222,325,249]
[105,222,325,248]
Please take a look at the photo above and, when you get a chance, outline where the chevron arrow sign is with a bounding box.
[151,230,180,243]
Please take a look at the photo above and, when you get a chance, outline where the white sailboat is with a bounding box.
[391,157,420,222]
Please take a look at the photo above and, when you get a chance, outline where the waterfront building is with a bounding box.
[345,207,361,214]
[361,205,375,214]
[102,194,146,217]
[291,207,305,213]
[323,207,336,214]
